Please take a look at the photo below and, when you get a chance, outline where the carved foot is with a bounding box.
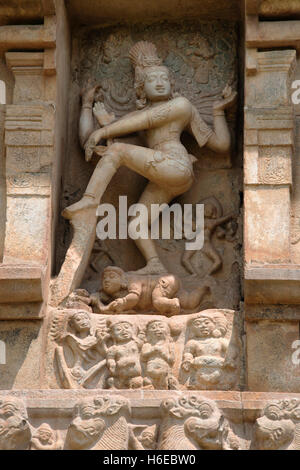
[129,257,168,275]
[62,196,98,220]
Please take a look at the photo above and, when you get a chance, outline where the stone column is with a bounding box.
[244,3,300,392]
[244,49,295,269]
[0,52,55,317]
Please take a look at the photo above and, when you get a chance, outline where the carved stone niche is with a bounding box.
[46,308,242,391]
[53,21,242,315]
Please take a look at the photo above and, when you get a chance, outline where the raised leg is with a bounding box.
[62,142,191,219]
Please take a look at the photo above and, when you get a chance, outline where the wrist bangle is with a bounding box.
[82,104,92,109]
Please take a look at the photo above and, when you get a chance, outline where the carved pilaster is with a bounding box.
[0,52,55,318]
[244,49,296,300]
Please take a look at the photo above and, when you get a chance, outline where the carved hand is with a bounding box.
[81,82,100,107]
[84,129,105,161]
[93,102,115,127]
[108,298,125,312]
[213,84,237,112]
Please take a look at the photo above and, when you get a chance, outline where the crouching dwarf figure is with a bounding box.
[90,266,209,315]
[30,423,63,450]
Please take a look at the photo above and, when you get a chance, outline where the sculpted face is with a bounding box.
[112,322,133,341]
[147,321,168,340]
[185,413,222,450]
[159,275,178,297]
[254,416,294,450]
[38,428,53,445]
[71,312,91,332]
[140,430,155,449]
[102,270,122,295]
[192,316,215,338]
[144,66,171,102]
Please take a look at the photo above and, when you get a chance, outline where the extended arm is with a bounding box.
[79,85,100,148]
[206,109,231,153]
[189,85,236,153]
[189,104,230,153]
[84,97,189,160]
[107,292,140,312]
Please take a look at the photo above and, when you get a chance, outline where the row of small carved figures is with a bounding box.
[51,309,237,390]
[0,395,299,450]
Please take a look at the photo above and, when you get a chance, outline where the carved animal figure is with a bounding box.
[0,397,31,450]
[65,395,131,450]
[159,395,241,450]
[253,399,300,450]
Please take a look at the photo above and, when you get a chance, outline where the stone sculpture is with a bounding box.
[65,395,131,450]
[140,319,178,389]
[89,266,210,315]
[50,308,239,391]
[253,399,300,450]
[30,423,63,450]
[52,39,236,306]
[159,395,241,450]
[51,310,107,389]
[181,310,237,390]
[0,397,31,450]
[105,317,145,389]
[181,196,237,276]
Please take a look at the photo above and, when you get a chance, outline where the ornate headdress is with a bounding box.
[129,41,162,69]
[129,41,173,109]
